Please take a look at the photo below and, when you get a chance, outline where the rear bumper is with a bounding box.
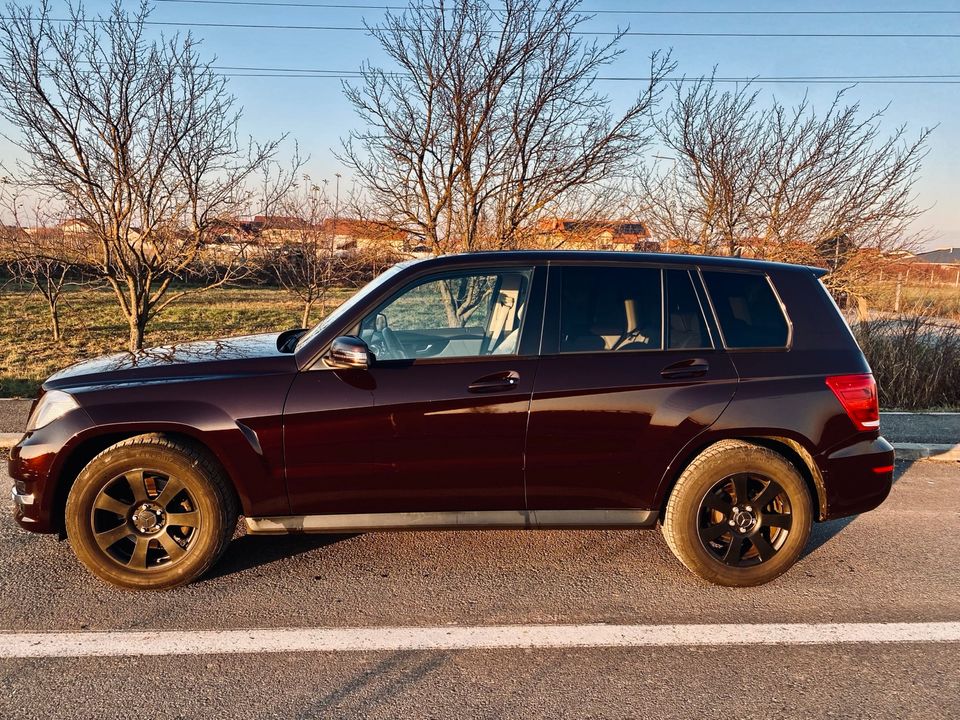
[817,436,895,520]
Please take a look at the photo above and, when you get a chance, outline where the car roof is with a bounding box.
[401,250,828,277]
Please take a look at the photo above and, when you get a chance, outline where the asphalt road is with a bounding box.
[1,459,958,719]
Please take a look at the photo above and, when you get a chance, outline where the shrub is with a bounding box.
[854,315,960,410]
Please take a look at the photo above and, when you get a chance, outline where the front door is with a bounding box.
[285,265,543,515]
[524,264,739,511]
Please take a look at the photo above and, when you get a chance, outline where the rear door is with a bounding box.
[524,263,739,511]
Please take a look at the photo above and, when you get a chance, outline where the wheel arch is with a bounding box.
[51,429,239,537]
[657,435,828,521]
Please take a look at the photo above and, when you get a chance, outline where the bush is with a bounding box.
[854,315,960,410]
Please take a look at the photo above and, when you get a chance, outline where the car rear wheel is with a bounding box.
[662,440,813,587]
[65,434,238,590]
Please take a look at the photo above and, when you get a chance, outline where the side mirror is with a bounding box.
[325,336,372,369]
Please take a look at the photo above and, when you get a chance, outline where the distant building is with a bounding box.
[536,218,655,251]
[915,247,960,265]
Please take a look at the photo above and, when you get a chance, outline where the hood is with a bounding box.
[44,332,297,390]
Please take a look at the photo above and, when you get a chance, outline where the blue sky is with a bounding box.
[6,0,960,248]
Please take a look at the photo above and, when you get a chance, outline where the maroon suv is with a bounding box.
[9,252,894,589]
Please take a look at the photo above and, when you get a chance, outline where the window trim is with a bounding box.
[697,267,794,351]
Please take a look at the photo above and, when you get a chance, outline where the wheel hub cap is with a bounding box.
[732,508,756,533]
[132,504,165,534]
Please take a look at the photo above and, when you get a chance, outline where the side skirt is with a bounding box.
[245,509,659,535]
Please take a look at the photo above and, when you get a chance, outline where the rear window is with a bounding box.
[702,271,789,348]
[559,266,662,353]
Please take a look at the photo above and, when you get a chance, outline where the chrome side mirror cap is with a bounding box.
[325,336,372,369]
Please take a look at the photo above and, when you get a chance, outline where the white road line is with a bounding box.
[2,622,959,658]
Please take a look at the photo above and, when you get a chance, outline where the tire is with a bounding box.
[65,434,238,590]
[662,439,813,587]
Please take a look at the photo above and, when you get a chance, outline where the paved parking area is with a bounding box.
[0,459,957,718]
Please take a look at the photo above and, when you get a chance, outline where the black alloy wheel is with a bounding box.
[697,472,793,567]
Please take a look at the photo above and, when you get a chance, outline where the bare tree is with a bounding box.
[264,176,359,328]
[0,1,291,350]
[0,186,92,341]
[339,0,672,260]
[638,77,932,293]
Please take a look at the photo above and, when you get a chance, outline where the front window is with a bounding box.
[359,268,533,360]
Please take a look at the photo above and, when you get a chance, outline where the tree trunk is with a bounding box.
[301,301,313,329]
[47,298,61,342]
[128,315,147,352]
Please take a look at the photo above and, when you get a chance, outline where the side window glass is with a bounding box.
[559,266,662,353]
[360,269,532,360]
[665,269,711,349]
[702,271,789,348]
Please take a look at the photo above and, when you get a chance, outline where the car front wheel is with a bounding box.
[662,439,813,587]
[65,434,238,590]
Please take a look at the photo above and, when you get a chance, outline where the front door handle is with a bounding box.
[468,370,520,393]
[661,358,709,379]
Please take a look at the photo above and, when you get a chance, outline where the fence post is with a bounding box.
[956,268,959,288]
[895,274,902,313]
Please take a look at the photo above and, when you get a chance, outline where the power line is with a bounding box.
[154,0,960,14]
[8,17,960,38]
[210,65,960,84]
[220,74,960,83]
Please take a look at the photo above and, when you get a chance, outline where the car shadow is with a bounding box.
[204,532,357,581]
[802,457,913,558]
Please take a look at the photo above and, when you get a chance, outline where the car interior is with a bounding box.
[358,271,531,360]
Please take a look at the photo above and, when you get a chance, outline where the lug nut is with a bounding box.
[728,520,735,526]
[746,506,752,512]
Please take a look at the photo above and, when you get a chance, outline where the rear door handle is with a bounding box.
[468,370,520,393]
[660,358,709,379]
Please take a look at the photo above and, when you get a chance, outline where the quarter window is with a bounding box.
[665,269,711,349]
[559,266,663,353]
[359,269,532,360]
[702,271,789,348]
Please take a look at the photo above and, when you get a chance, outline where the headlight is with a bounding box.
[26,390,79,432]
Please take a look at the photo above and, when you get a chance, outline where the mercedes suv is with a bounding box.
[9,251,894,589]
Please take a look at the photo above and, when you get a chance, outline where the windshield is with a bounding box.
[294,261,413,351]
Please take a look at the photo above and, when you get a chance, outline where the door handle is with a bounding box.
[468,370,520,393]
[661,358,709,379]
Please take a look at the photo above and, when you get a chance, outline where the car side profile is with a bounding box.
[9,251,894,590]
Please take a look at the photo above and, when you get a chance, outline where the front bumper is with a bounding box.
[818,435,895,520]
[8,407,94,534]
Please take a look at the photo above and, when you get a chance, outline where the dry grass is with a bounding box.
[860,281,960,319]
[0,285,351,397]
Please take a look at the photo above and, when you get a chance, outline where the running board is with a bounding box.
[245,509,659,535]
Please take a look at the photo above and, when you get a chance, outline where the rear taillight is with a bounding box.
[826,374,880,432]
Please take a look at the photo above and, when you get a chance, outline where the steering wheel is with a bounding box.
[380,325,405,359]
[367,313,406,360]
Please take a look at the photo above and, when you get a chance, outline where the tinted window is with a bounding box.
[360,269,532,360]
[559,267,662,353]
[702,271,789,348]
[665,269,711,349]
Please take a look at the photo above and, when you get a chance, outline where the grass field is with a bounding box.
[860,282,960,319]
[0,285,351,397]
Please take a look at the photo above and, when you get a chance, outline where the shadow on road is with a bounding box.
[802,458,914,558]
[205,532,357,581]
